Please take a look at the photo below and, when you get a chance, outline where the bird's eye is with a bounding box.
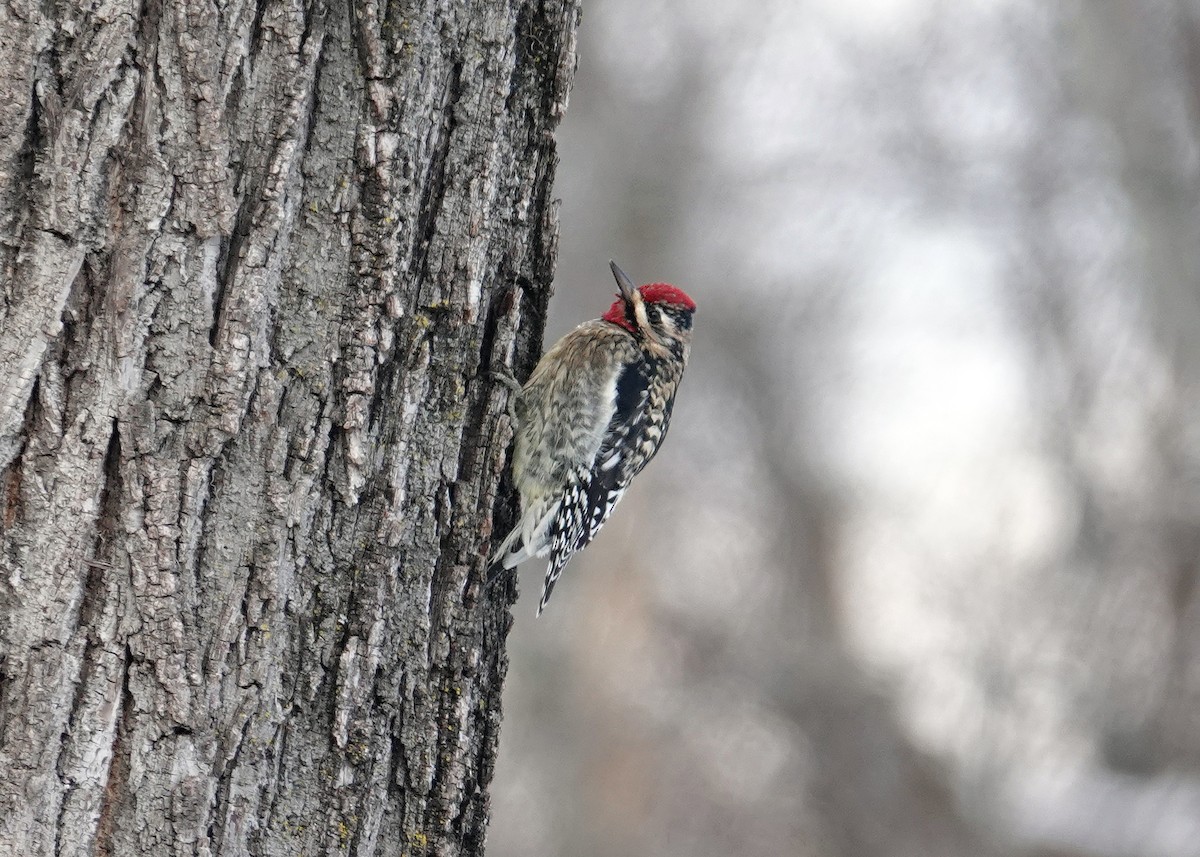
[647,305,662,325]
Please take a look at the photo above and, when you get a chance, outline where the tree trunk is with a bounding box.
[0,0,579,854]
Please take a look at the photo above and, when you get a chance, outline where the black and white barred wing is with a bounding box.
[538,471,627,614]
[537,361,653,614]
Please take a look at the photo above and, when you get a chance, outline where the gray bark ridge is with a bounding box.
[0,0,580,854]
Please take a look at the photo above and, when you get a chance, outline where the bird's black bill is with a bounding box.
[609,260,638,301]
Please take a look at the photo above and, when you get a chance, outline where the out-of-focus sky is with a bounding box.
[489,2,1200,856]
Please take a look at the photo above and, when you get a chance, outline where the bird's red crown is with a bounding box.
[602,283,696,331]
[638,283,696,310]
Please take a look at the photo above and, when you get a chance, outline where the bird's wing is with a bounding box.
[538,360,650,613]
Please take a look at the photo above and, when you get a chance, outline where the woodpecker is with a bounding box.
[491,261,696,614]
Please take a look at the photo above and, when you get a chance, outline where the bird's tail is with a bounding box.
[488,503,557,590]
[488,525,521,568]
[486,526,523,588]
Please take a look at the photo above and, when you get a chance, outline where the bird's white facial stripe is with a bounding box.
[632,294,650,332]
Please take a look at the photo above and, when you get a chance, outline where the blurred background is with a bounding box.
[488,2,1200,855]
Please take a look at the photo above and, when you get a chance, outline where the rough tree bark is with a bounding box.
[0,0,579,853]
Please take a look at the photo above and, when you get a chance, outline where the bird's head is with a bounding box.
[602,261,696,353]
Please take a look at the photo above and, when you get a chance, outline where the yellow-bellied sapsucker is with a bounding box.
[491,261,696,614]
